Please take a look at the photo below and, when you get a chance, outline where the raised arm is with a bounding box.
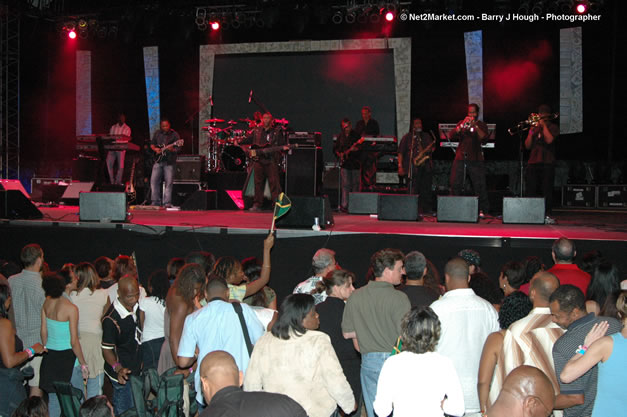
[243,233,275,298]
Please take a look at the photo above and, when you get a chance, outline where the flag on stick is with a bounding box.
[271,193,291,232]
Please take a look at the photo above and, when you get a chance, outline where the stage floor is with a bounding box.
[18,206,627,241]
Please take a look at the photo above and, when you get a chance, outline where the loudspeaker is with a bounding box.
[79,192,127,222]
[175,155,205,181]
[348,192,379,214]
[437,196,478,223]
[378,194,420,221]
[0,179,30,199]
[180,190,217,210]
[286,147,323,196]
[276,196,334,229]
[502,197,545,224]
[0,190,43,219]
[172,182,202,206]
[61,182,94,205]
[30,178,70,203]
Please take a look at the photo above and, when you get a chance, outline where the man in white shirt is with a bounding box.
[106,113,131,185]
[430,257,499,416]
[292,248,337,304]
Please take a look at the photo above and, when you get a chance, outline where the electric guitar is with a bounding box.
[154,139,184,163]
[338,137,365,164]
[247,143,298,162]
[125,158,137,203]
[413,141,436,167]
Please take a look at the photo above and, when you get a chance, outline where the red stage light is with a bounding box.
[210,21,220,31]
[575,1,588,14]
[68,30,77,39]
[385,11,395,22]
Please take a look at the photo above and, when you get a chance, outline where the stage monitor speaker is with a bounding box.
[30,178,70,203]
[348,192,379,214]
[180,190,217,211]
[79,192,127,222]
[0,190,43,219]
[61,182,94,205]
[437,196,478,223]
[286,147,322,196]
[0,179,30,199]
[172,182,202,207]
[276,196,334,229]
[378,194,420,221]
[175,155,205,181]
[502,197,545,224]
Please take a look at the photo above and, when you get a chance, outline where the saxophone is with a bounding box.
[413,140,435,167]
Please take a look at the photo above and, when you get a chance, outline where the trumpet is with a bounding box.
[527,112,559,127]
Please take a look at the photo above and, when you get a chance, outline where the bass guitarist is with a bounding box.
[150,119,183,207]
[398,117,435,214]
[334,118,363,212]
[240,112,286,211]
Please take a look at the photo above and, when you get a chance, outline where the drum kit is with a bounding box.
[203,117,290,172]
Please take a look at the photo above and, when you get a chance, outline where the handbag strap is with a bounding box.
[232,302,254,356]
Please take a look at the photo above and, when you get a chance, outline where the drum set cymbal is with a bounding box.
[204,118,225,124]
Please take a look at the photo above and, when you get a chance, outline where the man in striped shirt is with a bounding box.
[106,113,132,185]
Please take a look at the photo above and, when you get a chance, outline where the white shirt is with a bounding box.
[430,288,499,413]
[374,351,465,417]
[109,123,131,137]
[139,296,166,342]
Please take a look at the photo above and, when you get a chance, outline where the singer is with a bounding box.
[448,103,490,216]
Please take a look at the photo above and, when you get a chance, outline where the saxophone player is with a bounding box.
[398,117,435,214]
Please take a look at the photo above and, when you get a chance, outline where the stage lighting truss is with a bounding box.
[58,16,120,40]
[330,1,408,25]
[195,5,262,31]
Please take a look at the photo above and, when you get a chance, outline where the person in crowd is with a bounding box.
[397,251,439,308]
[499,261,526,297]
[0,283,46,417]
[11,396,49,417]
[199,350,306,417]
[101,275,142,416]
[502,272,563,403]
[478,291,533,413]
[549,284,622,416]
[487,365,555,417]
[242,257,277,310]
[184,252,215,278]
[106,255,146,303]
[94,257,115,290]
[430,257,499,416]
[8,243,46,397]
[470,272,504,312]
[548,238,591,295]
[69,262,109,399]
[213,233,274,302]
[342,249,410,417]
[560,291,627,417]
[315,269,360,416]
[585,259,622,316]
[245,294,355,417]
[424,258,444,296]
[518,256,545,295]
[293,248,338,304]
[458,248,481,275]
[166,257,185,285]
[139,269,169,371]
[40,271,88,417]
[158,263,206,375]
[177,275,265,408]
[79,395,115,417]
[577,250,603,277]
[374,306,465,417]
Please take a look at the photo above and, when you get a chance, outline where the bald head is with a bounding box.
[444,257,470,290]
[117,275,140,311]
[200,351,242,404]
[529,271,559,306]
[490,365,554,417]
[552,237,576,263]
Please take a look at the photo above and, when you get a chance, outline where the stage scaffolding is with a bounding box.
[1,3,20,179]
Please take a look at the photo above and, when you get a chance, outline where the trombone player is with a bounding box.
[398,117,435,214]
[524,104,559,223]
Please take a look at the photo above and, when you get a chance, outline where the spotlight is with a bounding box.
[574,0,589,14]
[210,21,220,30]
[68,30,77,39]
[370,11,381,23]
[357,10,368,24]
[531,1,544,14]
[97,26,108,39]
[384,11,395,21]
[345,10,356,23]
[518,1,530,13]
[79,28,88,39]
[331,11,343,24]
[65,21,76,31]
[78,19,88,29]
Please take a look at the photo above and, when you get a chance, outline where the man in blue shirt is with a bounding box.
[178,275,264,406]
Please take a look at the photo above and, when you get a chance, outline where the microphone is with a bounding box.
[248,90,253,103]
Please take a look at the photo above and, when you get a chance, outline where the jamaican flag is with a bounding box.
[273,193,291,220]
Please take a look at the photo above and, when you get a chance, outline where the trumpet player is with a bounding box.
[398,117,434,214]
[449,103,490,216]
[525,104,559,222]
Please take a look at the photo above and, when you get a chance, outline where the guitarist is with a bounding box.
[333,118,363,212]
[150,119,182,207]
[398,118,435,214]
[240,112,286,212]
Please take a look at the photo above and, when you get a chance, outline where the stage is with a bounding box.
[2,206,626,302]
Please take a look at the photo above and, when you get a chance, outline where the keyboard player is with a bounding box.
[106,113,132,185]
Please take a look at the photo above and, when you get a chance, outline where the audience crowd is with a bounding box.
[1,236,626,417]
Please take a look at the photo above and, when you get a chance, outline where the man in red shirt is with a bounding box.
[547,237,590,295]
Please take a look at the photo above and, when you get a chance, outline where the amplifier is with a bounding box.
[30,177,71,202]
[562,185,596,208]
[288,132,321,146]
[597,185,627,209]
[175,155,205,182]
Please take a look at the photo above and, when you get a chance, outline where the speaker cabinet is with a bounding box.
[286,147,322,196]
[276,196,334,229]
[348,192,379,214]
[502,197,545,224]
[61,182,94,205]
[79,192,127,222]
[0,179,30,199]
[181,190,217,211]
[437,196,478,223]
[378,194,420,221]
[175,155,205,181]
[0,190,43,219]
[172,182,202,207]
